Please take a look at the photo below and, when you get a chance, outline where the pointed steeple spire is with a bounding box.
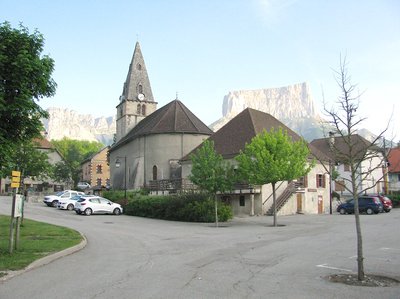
[121,42,154,102]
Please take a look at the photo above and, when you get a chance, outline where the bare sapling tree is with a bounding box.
[324,57,391,281]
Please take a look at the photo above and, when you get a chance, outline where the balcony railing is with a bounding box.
[147,179,260,194]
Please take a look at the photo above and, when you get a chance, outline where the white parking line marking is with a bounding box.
[380,247,400,251]
[316,264,353,272]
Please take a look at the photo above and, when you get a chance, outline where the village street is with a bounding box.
[0,196,399,299]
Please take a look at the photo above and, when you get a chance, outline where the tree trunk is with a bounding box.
[214,194,219,228]
[352,174,365,280]
[272,182,277,227]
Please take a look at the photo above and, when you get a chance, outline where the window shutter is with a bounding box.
[304,175,308,187]
[323,174,326,188]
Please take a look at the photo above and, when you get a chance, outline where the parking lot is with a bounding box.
[0,196,399,299]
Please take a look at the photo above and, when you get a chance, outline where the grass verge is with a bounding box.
[0,215,83,276]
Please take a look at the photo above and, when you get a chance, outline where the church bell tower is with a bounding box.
[116,42,157,142]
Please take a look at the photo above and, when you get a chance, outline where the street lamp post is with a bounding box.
[115,156,127,199]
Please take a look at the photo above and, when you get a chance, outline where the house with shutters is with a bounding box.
[310,134,386,199]
[181,108,332,216]
[81,146,111,190]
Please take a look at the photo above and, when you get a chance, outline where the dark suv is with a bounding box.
[337,196,383,215]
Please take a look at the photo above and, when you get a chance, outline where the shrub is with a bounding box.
[387,194,400,207]
[124,193,233,222]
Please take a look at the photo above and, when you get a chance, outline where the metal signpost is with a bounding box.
[9,170,23,253]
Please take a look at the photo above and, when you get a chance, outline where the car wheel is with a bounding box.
[339,208,346,215]
[67,204,74,211]
[84,208,92,216]
[51,201,58,207]
[75,210,81,215]
[113,208,121,215]
[385,209,390,213]
[366,208,373,215]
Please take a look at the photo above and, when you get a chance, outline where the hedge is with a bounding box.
[116,192,233,222]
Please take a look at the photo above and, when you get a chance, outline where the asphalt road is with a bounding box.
[0,196,399,299]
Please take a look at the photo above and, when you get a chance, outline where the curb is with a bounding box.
[0,232,87,282]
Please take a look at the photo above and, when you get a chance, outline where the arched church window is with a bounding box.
[137,104,141,114]
[137,63,142,70]
[138,84,143,94]
[142,104,146,116]
[152,165,157,180]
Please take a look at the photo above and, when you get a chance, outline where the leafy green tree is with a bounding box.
[1,139,53,187]
[236,128,313,227]
[51,138,104,186]
[52,161,73,186]
[189,140,235,227]
[0,22,56,170]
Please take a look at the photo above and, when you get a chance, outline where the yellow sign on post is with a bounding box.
[11,171,21,188]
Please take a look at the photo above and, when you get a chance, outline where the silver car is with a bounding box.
[74,196,123,216]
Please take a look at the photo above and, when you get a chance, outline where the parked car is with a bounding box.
[44,190,85,207]
[77,182,91,190]
[337,196,383,215]
[74,196,123,216]
[57,194,95,211]
[368,194,392,213]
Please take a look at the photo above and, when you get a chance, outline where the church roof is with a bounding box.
[110,100,213,151]
[182,108,328,161]
[121,41,154,102]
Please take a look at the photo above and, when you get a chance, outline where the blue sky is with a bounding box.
[3,0,400,140]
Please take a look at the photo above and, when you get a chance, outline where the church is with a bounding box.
[109,42,212,190]
[109,42,332,216]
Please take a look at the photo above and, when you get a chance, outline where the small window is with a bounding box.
[152,165,157,180]
[298,175,308,187]
[316,174,326,188]
[344,164,350,172]
[96,165,102,174]
[96,178,102,186]
[239,196,245,206]
[137,63,142,70]
[138,84,143,94]
[142,104,146,116]
[137,104,141,114]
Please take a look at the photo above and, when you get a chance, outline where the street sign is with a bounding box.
[14,194,23,217]
[11,171,21,188]
[12,170,21,177]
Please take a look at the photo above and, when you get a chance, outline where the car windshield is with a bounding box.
[71,195,82,201]
[55,191,64,196]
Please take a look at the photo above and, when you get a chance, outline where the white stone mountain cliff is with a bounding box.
[211,82,325,140]
[41,108,116,145]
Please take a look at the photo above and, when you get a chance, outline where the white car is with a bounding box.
[57,194,95,211]
[75,196,123,216]
[44,190,85,207]
[77,182,91,190]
